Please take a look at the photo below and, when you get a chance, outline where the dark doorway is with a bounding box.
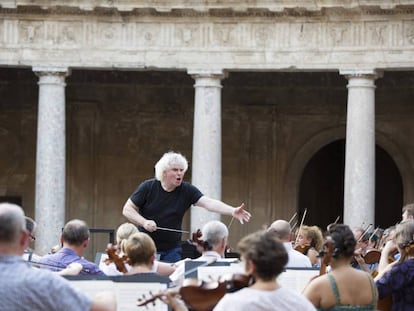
[298,140,403,231]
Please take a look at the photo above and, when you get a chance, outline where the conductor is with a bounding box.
[122,151,251,263]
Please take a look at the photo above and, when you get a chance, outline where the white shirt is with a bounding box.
[283,242,312,268]
[213,286,316,311]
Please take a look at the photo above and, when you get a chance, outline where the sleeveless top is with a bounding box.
[317,274,377,311]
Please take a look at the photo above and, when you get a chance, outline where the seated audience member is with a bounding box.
[375,220,414,310]
[295,225,324,267]
[40,219,104,275]
[303,224,377,310]
[268,219,312,268]
[0,202,116,311]
[100,222,175,276]
[163,230,317,311]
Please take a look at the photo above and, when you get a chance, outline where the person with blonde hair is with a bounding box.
[122,151,251,262]
[125,232,157,274]
[295,225,324,267]
[100,222,175,276]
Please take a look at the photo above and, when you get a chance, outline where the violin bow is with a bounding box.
[27,260,90,274]
[357,224,373,243]
[288,212,298,226]
[294,208,307,246]
[157,227,189,233]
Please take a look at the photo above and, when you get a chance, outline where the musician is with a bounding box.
[194,220,229,261]
[352,227,379,273]
[268,219,312,268]
[0,203,116,311]
[124,231,170,284]
[169,220,231,286]
[402,203,414,221]
[39,219,104,275]
[122,151,251,263]
[100,222,175,276]
[303,224,377,310]
[375,220,414,310]
[295,225,324,267]
[22,216,42,263]
[162,230,316,311]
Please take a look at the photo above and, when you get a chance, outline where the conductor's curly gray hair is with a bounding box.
[154,151,188,182]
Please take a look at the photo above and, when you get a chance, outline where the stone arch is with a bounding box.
[284,126,409,228]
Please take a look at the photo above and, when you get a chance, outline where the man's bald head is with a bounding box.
[268,220,292,242]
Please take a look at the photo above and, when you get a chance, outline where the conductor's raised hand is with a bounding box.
[232,203,251,224]
[143,220,157,232]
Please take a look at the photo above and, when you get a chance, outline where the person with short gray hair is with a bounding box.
[268,219,312,268]
[0,203,116,311]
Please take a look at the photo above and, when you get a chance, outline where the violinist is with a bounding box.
[169,220,231,286]
[99,222,175,276]
[303,224,378,311]
[0,203,116,311]
[39,219,105,275]
[402,203,414,222]
[163,230,316,311]
[295,225,324,267]
[268,220,312,268]
[22,216,42,263]
[123,232,171,283]
[375,220,414,310]
[352,227,379,273]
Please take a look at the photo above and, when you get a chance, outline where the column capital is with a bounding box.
[339,69,383,80]
[33,66,71,77]
[33,67,71,86]
[188,69,227,79]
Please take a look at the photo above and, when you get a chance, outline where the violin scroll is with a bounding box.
[105,243,129,274]
[319,237,334,275]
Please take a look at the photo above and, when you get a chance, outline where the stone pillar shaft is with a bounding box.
[33,67,69,255]
[341,70,380,229]
[188,69,226,232]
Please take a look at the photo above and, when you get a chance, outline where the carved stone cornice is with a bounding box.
[0,3,414,70]
[2,1,414,13]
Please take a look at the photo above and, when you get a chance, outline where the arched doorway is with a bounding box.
[298,139,403,231]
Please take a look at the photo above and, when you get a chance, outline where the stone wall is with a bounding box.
[1,68,413,257]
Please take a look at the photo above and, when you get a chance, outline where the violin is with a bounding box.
[362,248,381,265]
[137,273,253,311]
[294,244,311,255]
[319,237,334,275]
[105,243,129,274]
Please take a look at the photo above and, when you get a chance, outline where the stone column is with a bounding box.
[188,69,226,232]
[340,70,381,229]
[33,67,70,255]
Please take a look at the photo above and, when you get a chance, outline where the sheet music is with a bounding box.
[69,280,168,311]
[277,268,319,293]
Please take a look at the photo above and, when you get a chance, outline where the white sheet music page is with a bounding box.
[277,268,319,293]
[69,280,168,311]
